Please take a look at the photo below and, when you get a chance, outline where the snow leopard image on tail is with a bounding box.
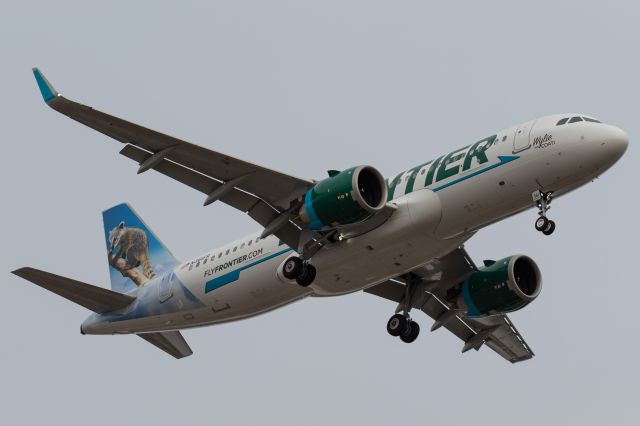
[108,221,155,279]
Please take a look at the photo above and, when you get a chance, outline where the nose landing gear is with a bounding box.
[282,256,317,287]
[532,190,556,235]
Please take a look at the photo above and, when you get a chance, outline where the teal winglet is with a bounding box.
[32,68,59,102]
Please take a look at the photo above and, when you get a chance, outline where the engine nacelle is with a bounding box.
[299,165,387,229]
[458,255,542,317]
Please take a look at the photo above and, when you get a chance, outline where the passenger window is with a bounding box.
[502,135,507,141]
[225,249,230,255]
[218,253,222,258]
[569,116,583,123]
[233,246,237,252]
[556,118,569,125]
[583,117,601,123]
[248,240,252,246]
[256,237,260,243]
[240,243,245,249]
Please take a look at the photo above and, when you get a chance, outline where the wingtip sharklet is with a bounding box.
[32,67,59,103]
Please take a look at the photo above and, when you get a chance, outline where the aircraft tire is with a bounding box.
[535,216,549,232]
[387,314,407,337]
[295,264,316,287]
[542,220,556,236]
[283,257,304,279]
[400,321,420,343]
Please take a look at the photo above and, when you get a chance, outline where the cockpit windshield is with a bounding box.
[556,116,601,126]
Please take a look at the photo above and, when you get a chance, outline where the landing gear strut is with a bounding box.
[532,190,556,235]
[282,256,317,287]
[386,274,421,343]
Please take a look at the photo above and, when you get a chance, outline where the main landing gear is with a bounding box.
[282,256,317,287]
[386,274,421,343]
[532,190,556,236]
[387,314,420,343]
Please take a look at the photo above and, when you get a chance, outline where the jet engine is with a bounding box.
[458,255,542,317]
[299,166,387,229]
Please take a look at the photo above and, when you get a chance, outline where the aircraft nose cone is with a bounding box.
[608,126,629,159]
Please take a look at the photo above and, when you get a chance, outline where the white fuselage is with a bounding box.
[81,113,628,335]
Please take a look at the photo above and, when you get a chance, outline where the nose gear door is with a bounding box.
[513,120,537,153]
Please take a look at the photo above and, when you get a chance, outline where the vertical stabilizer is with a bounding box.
[102,203,179,293]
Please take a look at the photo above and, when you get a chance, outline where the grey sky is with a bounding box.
[1,1,638,425]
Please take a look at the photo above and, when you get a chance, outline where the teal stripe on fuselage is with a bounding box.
[432,155,519,193]
[204,248,292,293]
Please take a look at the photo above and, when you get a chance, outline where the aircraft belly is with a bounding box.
[309,233,467,295]
[309,194,466,295]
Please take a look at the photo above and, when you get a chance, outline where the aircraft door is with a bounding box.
[513,120,537,153]
[158,272,173,303]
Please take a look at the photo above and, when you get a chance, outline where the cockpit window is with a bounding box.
[557,116,602,126]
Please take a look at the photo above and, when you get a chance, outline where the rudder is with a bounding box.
[103,203,179,293]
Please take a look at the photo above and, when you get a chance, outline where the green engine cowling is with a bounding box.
[459,255,542,317]
[299,165,387,230]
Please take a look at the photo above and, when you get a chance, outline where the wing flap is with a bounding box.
[469,315,534,362]
[120,144,259,212]
[138,331,193,359]
[12,267,135,313]
[120,144,302,249]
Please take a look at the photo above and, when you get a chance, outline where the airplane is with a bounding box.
[12,68,628,362]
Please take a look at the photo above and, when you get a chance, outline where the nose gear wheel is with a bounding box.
[532,190,556,235]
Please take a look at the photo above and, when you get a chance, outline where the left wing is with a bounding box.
[364,247,534,363]
[32,68,315,249]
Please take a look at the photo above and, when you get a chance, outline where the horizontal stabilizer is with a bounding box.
[12,267,135,313]
[138,331,193,359]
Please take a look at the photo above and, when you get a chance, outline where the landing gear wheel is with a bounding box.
[295,264,316,287]
[533,190,556,233]
[400,321,420,343]
[542,220,556,235]
[535,216,549,232]
[387,314,407,337]
[282,257,303,279]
